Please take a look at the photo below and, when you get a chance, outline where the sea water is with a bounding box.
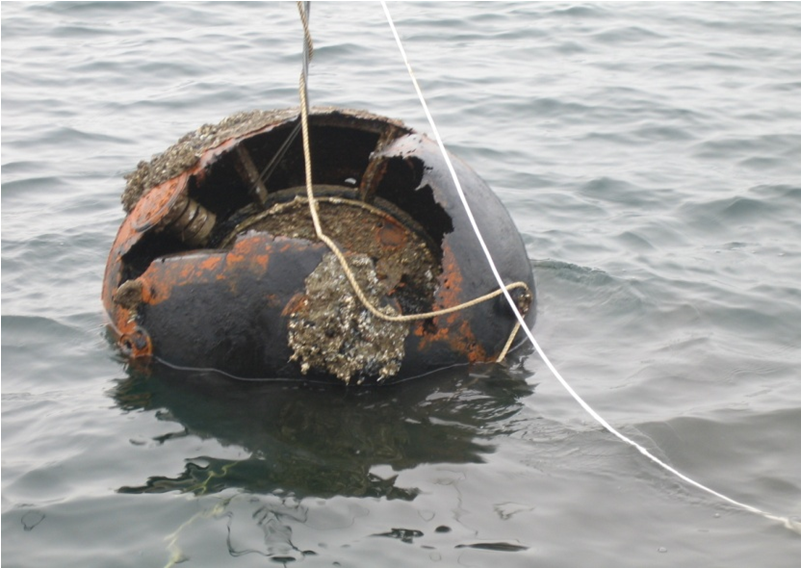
[2,2,799,566]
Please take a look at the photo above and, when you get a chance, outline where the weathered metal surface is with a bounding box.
[103,107,536,384]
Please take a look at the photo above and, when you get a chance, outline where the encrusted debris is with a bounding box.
[112,279,143,310]
[288,252,408,384]
[122,109,300,212]
[223,193,441,314]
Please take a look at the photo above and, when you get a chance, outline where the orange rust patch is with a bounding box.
[102,173,193,331]
[130,173,189,232]
[413,242,491,363]
[278,240,299,254]
[414,242,464,347]
[457,320,488,362]
[111,309,137,342]
[375,219,407,249]
[226,235,273,274]
[137,253,226,306]
[433,242,464,311]
[281,293,308,317]
[126,235,277,309]
[413,316,488,363]
[138,281,153,304]
[102,216,146,314]
[199,256,222,272]
[119,327,153,360]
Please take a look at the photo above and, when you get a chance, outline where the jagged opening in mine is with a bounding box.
[186,119,456,269]
[191,122,385,215]
[121,115,455,289]
[120,231,186,284]
[371,156,454,259]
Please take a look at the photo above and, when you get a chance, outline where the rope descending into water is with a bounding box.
[295,1,527,363]
[377,0,799,534]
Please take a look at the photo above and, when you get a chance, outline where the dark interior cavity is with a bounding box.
[372,157,454,258]
[122,116,455,281]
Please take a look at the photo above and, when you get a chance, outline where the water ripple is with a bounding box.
[1,1,798,566]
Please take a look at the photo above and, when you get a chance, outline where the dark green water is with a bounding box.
[2,2,800,566]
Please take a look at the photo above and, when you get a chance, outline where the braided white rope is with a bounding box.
[379,0,799,533]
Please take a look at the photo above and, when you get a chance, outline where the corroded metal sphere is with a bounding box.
[103,108,535,384]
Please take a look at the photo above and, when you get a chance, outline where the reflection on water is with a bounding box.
[110,362,535,499]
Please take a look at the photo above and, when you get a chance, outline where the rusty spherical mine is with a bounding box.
[103,107,536,384]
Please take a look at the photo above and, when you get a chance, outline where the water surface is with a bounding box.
[2,2,799,567]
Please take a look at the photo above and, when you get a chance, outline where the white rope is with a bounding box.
[380,0,799,533]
